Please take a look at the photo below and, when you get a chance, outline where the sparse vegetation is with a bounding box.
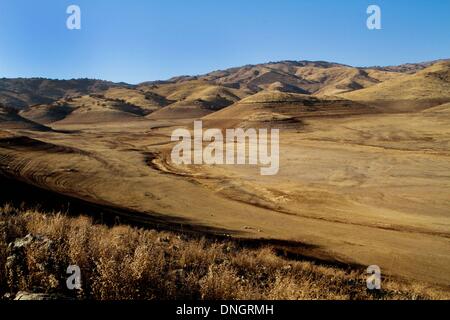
[0,204,447,300]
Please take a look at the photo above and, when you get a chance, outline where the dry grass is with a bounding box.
[0,204,448,300]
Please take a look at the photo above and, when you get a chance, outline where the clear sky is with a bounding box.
[0,0,449,84]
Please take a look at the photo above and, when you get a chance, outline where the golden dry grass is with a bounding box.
[340,61,450,112]
[1,204,448,300]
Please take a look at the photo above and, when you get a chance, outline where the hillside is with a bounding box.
[138,59,430,111]
[0,78,122,109]
[193,60,403,95]
[49,95,143,125]
[0,105,51,131]
[203,90,374,127]
[146,99,219,119]
[103,87,171,114]
[1,59,448,125]
[140,80,251,119]
[368,59,449,74]
[340,61,450,112]
[18,95,147,126]
[2,204,447,300]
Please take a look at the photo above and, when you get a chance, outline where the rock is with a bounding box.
[223,245,237,254]
[9,234,34,250]
[8,234,52,253]
[282,265,292,271]
[157,236,170,243]
[2,293,13,300]
[6,234,55,291]
[177,234,188,241]
[14,291,72,300]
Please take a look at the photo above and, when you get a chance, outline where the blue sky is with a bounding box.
[0,0,448,84]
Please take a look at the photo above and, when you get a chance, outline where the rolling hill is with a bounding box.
[103,87,171,114]
[368,59,449,74]
[193,60,403,95]
[18,95,145,126]
[340,61,450,112]
[1,59,448,125]
[0,105,51,131]
[142,80,251,119]
[49,95,144,125]
[203,90,373,128]
[0,78,122,110]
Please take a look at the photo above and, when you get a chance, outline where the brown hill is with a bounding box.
[103,87,171,114]
[340,61,450,112]
[295,67,402,96]
[194,61,403,95]
[0,78,122,109]
[140,80,248,104]
[142,81,251,119]
[203,90,373,127]
[19,101,76,124]
[368,59,449,74]
[46,96,143,125]
[140,61,406,120]
[0,105,51,131]
[2,59,447,122]
[146,100,215,119]
[20,91,166,125]
[20,86,191,124]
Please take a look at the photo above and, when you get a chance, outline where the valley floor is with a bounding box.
[0,108,449,291]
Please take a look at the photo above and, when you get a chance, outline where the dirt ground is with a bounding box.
[0,108,449,289]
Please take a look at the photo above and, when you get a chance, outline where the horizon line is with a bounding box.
[2,57,449,86]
